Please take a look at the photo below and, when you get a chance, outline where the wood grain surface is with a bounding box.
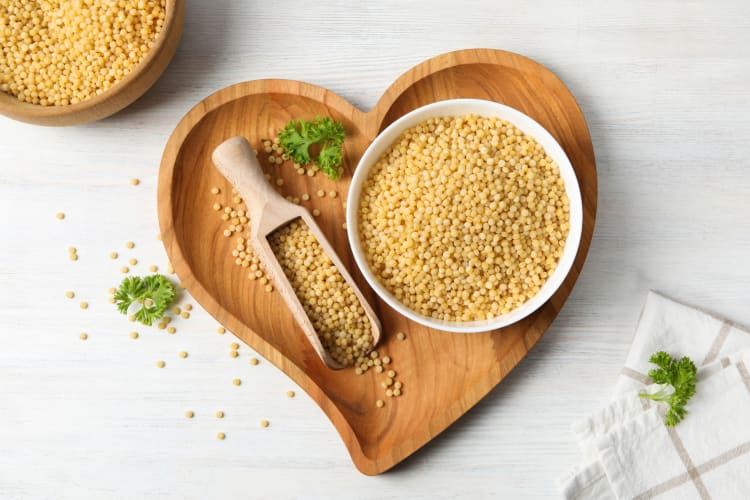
[0,0,185,126]
[157,49,597,474]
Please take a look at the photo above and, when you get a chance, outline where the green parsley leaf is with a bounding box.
[638,351,698,426]
[278,116,346,179]
[113,274,176,326]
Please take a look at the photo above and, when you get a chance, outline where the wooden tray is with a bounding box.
[158,48,597,475]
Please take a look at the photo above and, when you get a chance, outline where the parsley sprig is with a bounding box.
[114,274,176,326]
[278,117,346,179]
[639,351,698,426]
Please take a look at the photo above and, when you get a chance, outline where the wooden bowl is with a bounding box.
[158,49,598,475]
[0,0,185,126]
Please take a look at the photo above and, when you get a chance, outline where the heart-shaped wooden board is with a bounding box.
[158,49,597,475]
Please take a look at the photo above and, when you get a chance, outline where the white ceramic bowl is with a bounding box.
[347,98,583,333]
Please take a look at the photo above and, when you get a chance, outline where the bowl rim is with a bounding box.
[0,0,183,123]
[346,98,583,333]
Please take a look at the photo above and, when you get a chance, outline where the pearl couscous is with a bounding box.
[359,114,570,321]
[268,220,374,367]
[0,0,166,106]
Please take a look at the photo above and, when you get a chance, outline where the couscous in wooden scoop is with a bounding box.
[212,136,381,370]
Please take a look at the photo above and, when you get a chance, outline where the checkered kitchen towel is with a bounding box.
[559,291,750,499]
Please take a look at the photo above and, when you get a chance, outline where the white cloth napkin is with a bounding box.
[559,291,750,499]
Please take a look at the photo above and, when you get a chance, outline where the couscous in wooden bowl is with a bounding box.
[0,0,185,126]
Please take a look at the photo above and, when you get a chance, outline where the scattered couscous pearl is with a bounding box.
[301,194,310,201]
[110,252,118,259]
[184,304,192,311]
[128,315,136,322]
[382,356,391,364]
[167,264,175,274]
[79,332,88,340]
[260,419,269,428]
[387,370,396,378]
[264,284,273,292]
[157,322,166,330]
[328,191,337,198]
[286,391,295,398]
[108,297,116,304]
[213,203,222,211]
[130,178,140,186]
[230,343,239,350]
[229,351,238,358]
[69,253,78,261]
[108,287,116,294]
[65,291,75,299]
[276,178,284,186]
[232,378,241,386]
[217,327,226,334]
[312,209,321,217]
[249,357,259,366]
[386,389,394,397]
[125,241,135,249]
[157,234,162,241]
[129,258,137,265]
[185,411,194,419]
[211,187,220,195]
[217,432,226,440]
[342,223,347,230]
[179,351,188,358]
[376,400,384,408]
[396,332,406,341]
[167,327,176,334]
[375,365,383,373]
[79,301,88,309]
[130,332,139,339]
[370,351,379,359]
[181,312,190,319]
[56,212,65,220]
[216,411,224,419]
[393,389,401,396]
[149,265,158,272]
[172,307,181,315]
[156,360,165,368]
[394,381,402,389]
[316,190,325,198]
[121,266,129,273]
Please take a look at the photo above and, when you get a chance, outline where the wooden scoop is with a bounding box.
[212,136,381,370]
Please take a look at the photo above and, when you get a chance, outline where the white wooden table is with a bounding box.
[2,1,750,498]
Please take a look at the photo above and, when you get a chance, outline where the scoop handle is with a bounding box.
[212,136,280,219]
